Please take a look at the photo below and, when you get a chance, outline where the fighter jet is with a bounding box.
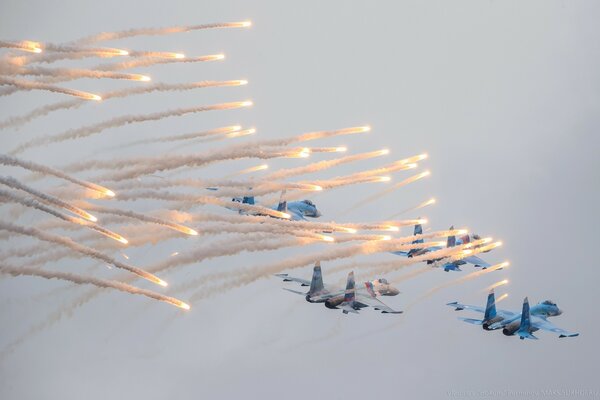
[447,290,579,339]
[275,262,402,314]
[391,220,492,271]
[232,189,322,221]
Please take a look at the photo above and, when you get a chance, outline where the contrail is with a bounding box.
[0,81,245,130]
[0,221,167,286]
[0,154,115,197]
[0,175,97,222]
[0,76,101,101]
[71,21,252,45]
[0,189,128,244]
[10,100,252,154]
[263,149,390,180]
[0,263,189,309]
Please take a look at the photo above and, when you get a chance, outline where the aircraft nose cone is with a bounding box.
[314,210,322,218]
[390,287,400,296]
[556,309,563,315]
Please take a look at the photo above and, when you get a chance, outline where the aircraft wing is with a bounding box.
[288,209,306,221]
[446,302,516,318]
[274,273,311,286]
[531,316,579,338]
[462,255,491,268]
[356,293,403,314]
[340,304,359,314]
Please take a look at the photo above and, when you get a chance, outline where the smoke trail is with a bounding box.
[0,263,189,309]
[0,221,166,286]
[72,21,252,45]
[388,197,436,219]
[0,76,101,100]
[86,205,198,236]
[110,189,293,219]
[147,235,315,275]
[117,124,243,149]
[10,100,252,154]
[0,81,245,130]
[0,154,114,197]
[403,262,509,313]
[0,175,97,221]
[263,149,390,181]
[95,54,225,72]
[4,65,151,82]
[339,170,431,216]
[186,231,465,302]
[0,189,127,244]
[73,146,292,181]
[0,40,42,53]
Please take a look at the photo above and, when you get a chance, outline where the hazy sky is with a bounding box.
[1,1,599,399]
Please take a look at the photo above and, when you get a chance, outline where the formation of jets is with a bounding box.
[228,190,577,340]
[447,290,579,340]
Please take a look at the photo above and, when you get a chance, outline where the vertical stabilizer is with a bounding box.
[308,261,324,295]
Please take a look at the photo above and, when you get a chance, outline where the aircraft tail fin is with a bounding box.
[412,218,424,244]
[308,261,324,295]
[484,290,497,321]
[344,271,356,303]
[242,195,255,205]
[518,297,537,339]
[446,225,456,248]
[276,189,287,212]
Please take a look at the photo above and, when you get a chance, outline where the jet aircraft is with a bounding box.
[447,290,579,339]
[232,189,322,221]
[275,262,402,314]
[392,220,492,271]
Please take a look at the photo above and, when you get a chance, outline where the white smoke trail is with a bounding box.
[95,54,225,72]
[116,124,242,149]
[72,21,252,45]
[109,189,293,219]
[186,231,466,302]
[0,76,101,100]
[71,146,294,181]
[0,221,166,286]
[0,175,97,222]
[262,149,390,181]
[0,154,114,196]
[0,81,244,130]
[0,263,189,309]
[10,100,252,154]
[3,65,151,81]
[85,204,198,236]
[0,189,127,244]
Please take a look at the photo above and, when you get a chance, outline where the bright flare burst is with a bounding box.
[484,279,509,292]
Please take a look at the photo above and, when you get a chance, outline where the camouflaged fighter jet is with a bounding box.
[275,262,402,314]
[232,189,322,221]
[392,220,492,271]
[447,290,579,340]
